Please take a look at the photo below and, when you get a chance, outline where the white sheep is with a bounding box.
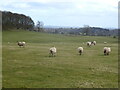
[17,41,26,47]
[77,47,83,55]
[103,47,111,55]
[87,42,92,47]
[104,42,107,44]
[49,46,57,57]
[91,41,96,45]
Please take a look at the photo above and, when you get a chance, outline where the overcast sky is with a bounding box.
[0,0,119,28]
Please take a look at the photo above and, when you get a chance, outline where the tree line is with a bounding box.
[44,26,118,36]
[2,11,34,30]
[1,11,118,36]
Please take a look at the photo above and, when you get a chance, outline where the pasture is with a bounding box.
[2,30,118,88]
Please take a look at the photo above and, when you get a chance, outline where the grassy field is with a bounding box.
[0,31,2,89]
[2,30,118,88]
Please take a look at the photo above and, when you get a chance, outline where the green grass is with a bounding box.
[2,30,118,88]
[0,31,2,89]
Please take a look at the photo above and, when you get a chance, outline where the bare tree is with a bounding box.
[82,25,90,36]
[36,21,44,32]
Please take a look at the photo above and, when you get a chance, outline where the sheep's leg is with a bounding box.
[52,52,54,57]
[104,50,106,55]
[49,50,53,57]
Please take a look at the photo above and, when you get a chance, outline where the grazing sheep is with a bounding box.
[91,41,96,45]
[78,47,83,55]
[17,41,26,47]
[49,46,57,57]
[103,47,111,55]
[104,42,107,44]
[87,42,92,47]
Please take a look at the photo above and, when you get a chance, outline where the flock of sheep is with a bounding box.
[17,41,111,57]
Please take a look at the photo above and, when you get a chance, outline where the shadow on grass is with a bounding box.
[98,54,111,57]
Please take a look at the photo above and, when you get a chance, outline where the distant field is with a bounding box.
[2,30,118,88]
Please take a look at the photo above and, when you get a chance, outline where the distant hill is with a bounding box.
[44,27,118,36]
